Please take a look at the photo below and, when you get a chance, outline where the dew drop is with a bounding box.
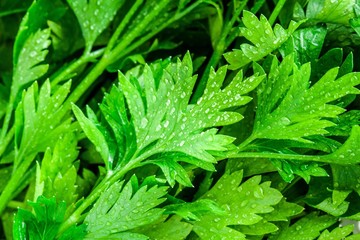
[29,51,37,57]
[240,200,248,207]
[234,94,241,100]
[280,117,291,126]
[253,187,264,199]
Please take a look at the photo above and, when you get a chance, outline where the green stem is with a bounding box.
[0,8,27,17]
[104,0,144,56]
[235,151,322,162]
[110,1,203,64]
[61,57,110,111]
[0,102,14,152]
[50,48,105,88]
[7,200,27,209]
[268,0,287,26]
[237,134,256,152]
[107,0,171,64]
[0,153,35,214]
[0,126,14,157]
[192,0,248,102]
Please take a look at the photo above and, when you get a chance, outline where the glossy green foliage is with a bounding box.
[66,0,124,49]
[84,178,167,239]
[224,11,303,70]
[13,196,86,240]
[192,171,302,239]
[2,0,360,239]
[253,54,360,142]
[73,53,263,187]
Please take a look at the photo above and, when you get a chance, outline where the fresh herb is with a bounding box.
[1,0,360,239]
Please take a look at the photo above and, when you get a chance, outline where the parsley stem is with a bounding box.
[50,48,105,88]
[112,1,203,62]
[268,0,287,26]
[64,0,171,108]
[192,0,248,102]
[62,56,110,109]
[0,102,14,151]
[237,134,256,151]
[0,126,14,157]
[0,153,35,214]
[235,151,322,162]
[107,0,171,64]
[104,0,144,56]
[0,8,27,17]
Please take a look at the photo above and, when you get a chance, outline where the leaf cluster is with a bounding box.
[1,0,360,239]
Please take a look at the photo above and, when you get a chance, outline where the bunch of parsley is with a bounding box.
[1,0,360,239]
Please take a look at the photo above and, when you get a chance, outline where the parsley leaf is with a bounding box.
[192,170,301,239]
[11,28,51,100]
[318,225,355,240]
[13,196,86,240]
[269,212,338,240]
[224,10,304,70]
[73,53,263,186]
[66,0,125,51]
[35,132,80,207]
[251,54,360,143]
[84,178,167,239]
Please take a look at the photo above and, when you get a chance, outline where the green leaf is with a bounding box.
[37,132,79,206]
[13,0,64,64]
[151,157,194,187]
[84,178,167,239]
[12,28,51,100]
[306,0,357,25]
[13,196,87,240]
[332,164,360,196]
[136,216,192,240]
[164,199,226,221]
[318,225,354,240]
[15,80,73,162]
[72,104,113,170]
[74,53,262,185]
[305,176,350,216]
[66,0,125,50]
[320,125,360,164]
[224,10,304,70]
[252,54,360,143]
[291,26,327,65]
[270,159,328,183]
[192,170,288,239]
[326,110,360,136]
[262,198,304,222]
[234,219,278,236]
[269,212,338,240]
